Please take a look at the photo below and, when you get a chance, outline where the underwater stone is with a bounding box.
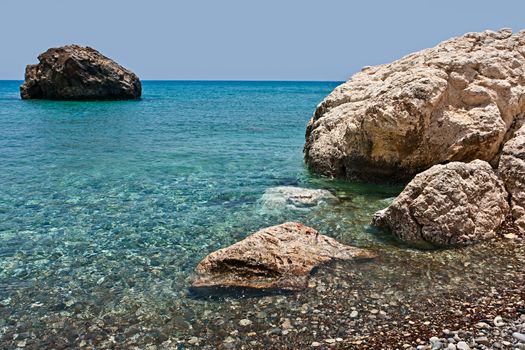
[258,186,338,214]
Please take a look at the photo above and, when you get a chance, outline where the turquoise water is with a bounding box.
[1,81,521,349]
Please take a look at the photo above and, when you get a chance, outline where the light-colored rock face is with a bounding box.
[305,29,525,181]
[258,186,338,214]
[499,124,525,233]
[20,45,141,100]
[372,160,509,247]
[191,222,374,292]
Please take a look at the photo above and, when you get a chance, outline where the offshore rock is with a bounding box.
[20,45,141,100]
[191,222,374,292]
[499,124,525,234]
[372,160,509,246]
[305,28,525,181]
[258,186,338,214]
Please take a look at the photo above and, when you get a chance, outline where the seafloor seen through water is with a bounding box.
[0,80,524,349]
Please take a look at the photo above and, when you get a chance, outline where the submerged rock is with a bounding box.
[372,160,509,246]
[258,186,338,214]
[20,45,141,100]
[305,28,525,181]
[191,222,374,292]
[499,124,525,234]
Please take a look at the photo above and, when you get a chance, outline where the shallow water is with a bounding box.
[0,80,523,349]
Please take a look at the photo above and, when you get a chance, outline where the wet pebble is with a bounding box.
[239,319,252,327]
[456,341,470,350]
[187,337,200,345]
[493,316,505,327]
[270,328,282,336]
[513,332,525,342]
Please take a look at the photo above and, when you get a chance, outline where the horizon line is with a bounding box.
[0,79,345,83]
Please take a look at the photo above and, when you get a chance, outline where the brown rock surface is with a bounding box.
[305,28,525,181]
[191,222,374,291]
[372,160,509,246]
[20,45,141,100]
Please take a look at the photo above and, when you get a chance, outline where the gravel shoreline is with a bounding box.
[362,281,525,350]
[161,238,525,350]
[2,239,523,349]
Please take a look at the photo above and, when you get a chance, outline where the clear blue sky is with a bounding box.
[1,0,524,81]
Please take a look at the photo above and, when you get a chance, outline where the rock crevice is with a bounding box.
[498,124,525,233]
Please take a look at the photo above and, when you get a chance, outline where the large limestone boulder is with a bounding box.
[372,160,509,246]
[499,124,525,233]
[305,29,525,181]
[258,186,338,215]
[20,45,141,100]
[191,222,374,292]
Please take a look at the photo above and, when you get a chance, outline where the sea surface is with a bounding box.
[0,81,522,349]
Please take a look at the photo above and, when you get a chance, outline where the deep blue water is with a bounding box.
[2,80,514,349]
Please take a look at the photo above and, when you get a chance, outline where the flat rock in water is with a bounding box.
[305,28,525,181]
[258,186,338,214]
[191,222,374,292]
[20,45,141,100]
[372,160,509,246]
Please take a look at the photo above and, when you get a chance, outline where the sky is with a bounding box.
[1,0,525,81]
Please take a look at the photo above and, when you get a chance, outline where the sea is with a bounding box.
[0,80,520,348]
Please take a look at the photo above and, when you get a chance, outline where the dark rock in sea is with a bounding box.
[20,45,141,100]
[372,160,510,246]
[191,222,374,292]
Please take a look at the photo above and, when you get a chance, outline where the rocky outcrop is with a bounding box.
[191,222,374,292]
[258,186,338,215]
[305,29,525,181]
[20,45,141,100]
[499,124,525,233]
[372,160,509,247]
